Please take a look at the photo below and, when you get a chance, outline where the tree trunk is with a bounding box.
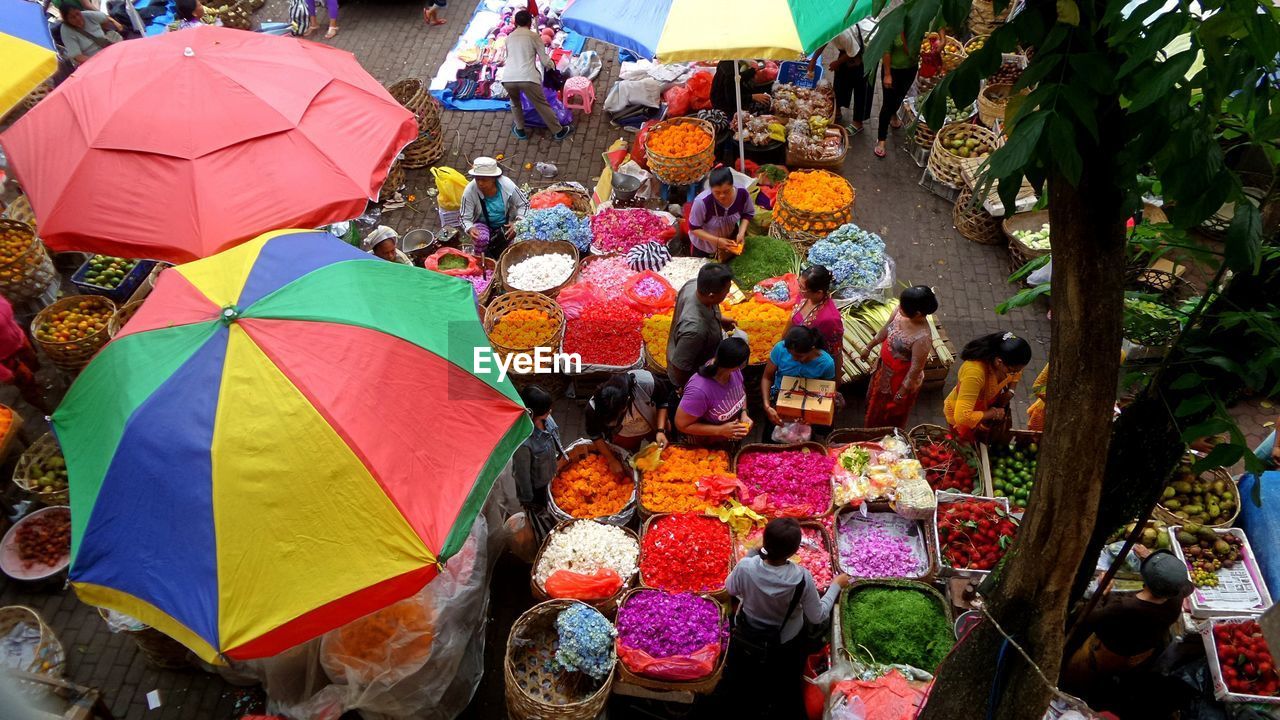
[919,165,1127,719]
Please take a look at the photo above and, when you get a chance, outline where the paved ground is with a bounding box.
[1,0,1275,718]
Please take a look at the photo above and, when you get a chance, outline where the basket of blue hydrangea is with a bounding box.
[505,600,616,720]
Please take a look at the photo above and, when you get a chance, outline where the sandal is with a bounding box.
[303,23,319,36]
[874,145,887,158]
[847,123,864,136]
[431,18,447,25]
[324,25,338,39]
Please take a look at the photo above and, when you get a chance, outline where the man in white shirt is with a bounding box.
[502,10,573,141]
[814,18,878,133]
[60,6,124,66]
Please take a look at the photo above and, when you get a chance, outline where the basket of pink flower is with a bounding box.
[732,442,835,518]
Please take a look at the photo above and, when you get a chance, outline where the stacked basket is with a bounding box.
[644,117,716,186]
[388,78,445,169]
[953,184,1003,245]
[1003,210,1051,269]
[0,220,57,304]
[379,161,405,203]
[970,0,1011,35]
[977,83,1024,128]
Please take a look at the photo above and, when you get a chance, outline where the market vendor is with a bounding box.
[584,370,674,473]
[711,60,771,118]
[675,337,751,445]
[667,262,739,387]
[362,226,412,264]
[761,326,835,442]
[0,296,48,413]
[723,518,850,717]
[459,157,529,260]
[688,167,756,260]
[943,331,1031,442]
[60,5,125,66]
[512,385,564,540]
[1062,550,1191,705]
[791,265,844,357]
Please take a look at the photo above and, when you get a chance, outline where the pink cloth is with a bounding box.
[0,298,27,383]
[791,299,843,355]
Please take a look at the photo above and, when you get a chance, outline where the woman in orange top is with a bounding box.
[1027,363,1051,432]
[943,332,1031,442]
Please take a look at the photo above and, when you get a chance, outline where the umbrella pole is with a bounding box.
[734,61,746,171]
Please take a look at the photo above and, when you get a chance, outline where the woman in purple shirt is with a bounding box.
[688,167,756,260]
[676,337,752,445]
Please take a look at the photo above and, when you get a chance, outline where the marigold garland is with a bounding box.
[642,312,673,368]
[551,452,634,518]
[647,122,713,158]
[489,308,559,349]
[640,446,731,514]
[781,170,854,214]
[720,300,791,364]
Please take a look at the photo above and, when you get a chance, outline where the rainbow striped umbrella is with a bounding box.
[0,0,57,118]
[561,0,874,61]
[52,230,530,663]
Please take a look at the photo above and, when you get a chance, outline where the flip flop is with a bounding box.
[847,123,864,136]
[431,18,447,25]
[874,145,887,158]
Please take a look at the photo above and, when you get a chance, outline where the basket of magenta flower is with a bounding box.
[735,520,837,592]
[733,442,835,518]
[614,588,729,693]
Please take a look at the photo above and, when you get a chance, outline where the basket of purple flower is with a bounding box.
[613,588,729,694]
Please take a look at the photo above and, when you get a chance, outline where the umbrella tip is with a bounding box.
[184,47,195,57]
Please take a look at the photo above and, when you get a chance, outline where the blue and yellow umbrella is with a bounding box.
[0,0,57,118]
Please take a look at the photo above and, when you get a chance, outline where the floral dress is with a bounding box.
[865,312,929,428]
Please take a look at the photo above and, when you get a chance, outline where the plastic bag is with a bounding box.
[616,640,720,681]
[569,50,603,80]
[557,281,603,320]
[832,256,897,307]
[622,271,676,314]
[757,61,779,83]
[544,568,623,600]
[630,442,662,472]
[423,248,480,276]
[752,273,800,309]
[431,167,468,211]
[773,422,813,444]
[664,85,692,116]
[632,120,659,168]
[687,71,714,111]
[530,191,575,210]
[522,87,573,128]
[506,512,538,563]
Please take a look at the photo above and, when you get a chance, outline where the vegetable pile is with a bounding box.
[841,587,954,671]
[554,604,617,681]
[80,255,140,290]
[837,512,927,578]
[830,434,922,506]
[488,308,559,349]
[551,452,634,518]
[989,439,1039,510]
[640,514,732,593]
[562,303,644,366]
[14,508,71,570]
[640,446,730,514]
[807,223,886,293]
[1012,223,1051,251]
[936,498,1019,571]
[1159,464,1237,526]
[914,438,979,493]
[616,590,727,659]
[590,209,673,254]
[736,448,834,516]
[1212,620,1279,697]
[515,206,593,252]
[719,300,790,364]
[1175,524,1244,588]
[728,235,797,289]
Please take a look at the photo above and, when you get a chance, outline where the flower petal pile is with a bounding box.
[555,604,617,681]
[807,223,886,292]
[640,514,732,593]
[591,209,673,253]
[580,255,636,300]
[617,590,727,658]
[642,311,672,368]
[736,448,834,516]
[720,300,790,364]
[562,302,644,367]
[837,512,927,578]
[551,452,634,519]
[647,122,712,158]
[515,206,593,252]
[506,253,577,292]
[535,520,640,587]
[781,170,852,214]
[641,446,730,514]
[489,308,559,349]
[657,256,708,290]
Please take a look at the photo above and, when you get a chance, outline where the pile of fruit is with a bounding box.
[990,59,1026,85]
[36,299,112,345]
[1175,524,1244,587]
[1123,298,1185,347]
[989,439,1039,509]
[940,126,995,159]
[914,438,980,492]
[1107,520,1172,552]
[1013,224,1051,251]
[15,508,71,570]
[1158,465,1237,526]
[80,256,139,290]
[0,222,34,266]
[22,450,68,497]
[919,33,965,77]
[965,35,987,53]
[936,498,1019,571]
[1212,620,1280,697]
[206,2,253,30]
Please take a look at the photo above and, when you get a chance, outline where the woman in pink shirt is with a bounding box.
[790,265,843,364]
[0,297,46,412]
[676,337,751,445]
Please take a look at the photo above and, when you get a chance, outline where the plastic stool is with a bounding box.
[562,76,595,115]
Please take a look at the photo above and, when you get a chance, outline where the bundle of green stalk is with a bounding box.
[841,301,954,382]
[842,587,954,671]
[729,235,799,289]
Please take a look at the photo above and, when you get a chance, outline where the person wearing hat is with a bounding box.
[362,226,412,264]
[459,157,529,260]
[1062,548,1192,699]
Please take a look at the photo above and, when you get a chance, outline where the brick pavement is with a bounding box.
[0,0,1274,718]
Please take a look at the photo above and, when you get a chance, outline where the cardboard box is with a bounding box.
[775,376,837,426]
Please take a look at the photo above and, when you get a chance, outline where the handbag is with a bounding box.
[66,23,121,51]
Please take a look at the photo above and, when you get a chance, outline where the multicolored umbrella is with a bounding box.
[0,26,417,264]
[0,0,57,118]
[561,0,875,61]
[52,230,530,663]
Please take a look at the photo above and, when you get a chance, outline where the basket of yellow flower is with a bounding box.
[483,292,565,364]
[645,117,716,186]
[641,311,672,375]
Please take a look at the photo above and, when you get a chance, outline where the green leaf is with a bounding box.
[1056,0,1080,25]
[1193,442,1245,472]
[1169,373,1202,390]
[1047,114,1082,185]
[1125,51,1197,112]
[1068,53,1118,95]
[988,111,1050,177]
[1057,83,1101,143]
[1174,395,1213,417]
[996,283,1051,314]
[1225,199,1262,273]
[1008,253,1051,283]
[1180,418,1232,442]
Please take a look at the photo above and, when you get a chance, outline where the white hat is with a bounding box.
[468,157,503,177]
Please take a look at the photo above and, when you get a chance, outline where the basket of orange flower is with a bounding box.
[641,311,672,375]
[483,292,565,361]
[645,117,716,186]
[719,300,791,365]
[549,440,638,526]
[769,170,855,253]
[638,445,733,519]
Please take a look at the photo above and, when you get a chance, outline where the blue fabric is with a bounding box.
[768,342,835,394]
[1237,471,1280,601]
[561,0,670,59]
[561,29,586,54]
[1256,429,1277,467]
[0,0,56,51]
[431,88,510,112]
[482,192,507,226]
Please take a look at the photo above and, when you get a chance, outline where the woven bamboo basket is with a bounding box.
[497,240,580,298]
[379,161,405,203]
[785,125,849,170]
[97,609,193,669]
[1002,210,1051,259]
[401,127,445,169]
[636,444,730,519]
[637,513,733,600]
[0,405,23,465]
[0,220,57,304]
[386,77,433,123]
[20,82,54,113]
[31,295,116,372]
[772,170,855,237]
[645,117,716,186]
[1153,460,1240,529]
[531,185,593,216]
[614,588,727,694]
[964,35,990,54]
[504,599,616,720]
[833,579,953,668]
[0,606,65,677]
[834,505,939,583]
[827,427,901,447]
[482,291,565,362]
[928,123,1003,189]
[908,423,984,494]
[954,185,1004,245]
[2,196,37,230]
[977,83,1024,128]
[733,441,834,518]
[969,0,1010,35]
[107,299,144,339]
[13,433,68,506]
[531,519,640,616]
